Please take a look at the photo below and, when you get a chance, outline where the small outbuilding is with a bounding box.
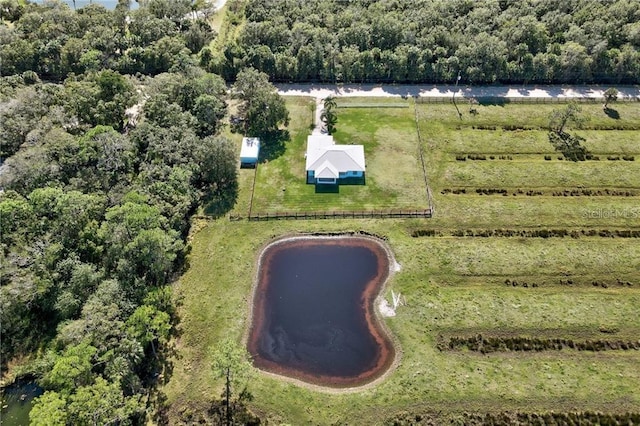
[240,137,260,167]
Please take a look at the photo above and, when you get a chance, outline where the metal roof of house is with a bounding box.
[315,161,340,178]
[240,137,260,159]
[305,135,365,173]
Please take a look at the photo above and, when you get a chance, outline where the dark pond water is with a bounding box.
[0,380,43,426]
[248,237,395,387]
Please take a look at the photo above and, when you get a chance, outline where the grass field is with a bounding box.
[165,99,640,424]
[241,97,428,215]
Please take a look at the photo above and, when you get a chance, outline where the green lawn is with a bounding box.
[165,100,640,424]
[247,97,429,214]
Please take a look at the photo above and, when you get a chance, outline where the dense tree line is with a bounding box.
[0,0,215,80]
[206,0,640,84]
[0,2,239,423]
[0,71,235,423]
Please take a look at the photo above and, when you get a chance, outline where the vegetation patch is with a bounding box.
[454,412,640,426]
[411,228,640,239]
[441,334,640,353]
[441,187,639,196]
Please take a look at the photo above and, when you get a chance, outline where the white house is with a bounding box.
[240,137,260,167]
[305,135,365,184]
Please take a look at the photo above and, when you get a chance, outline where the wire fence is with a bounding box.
[336,103,409,108]
[415,96,640,104]
[230,209,433,222]
[413,102,435,216]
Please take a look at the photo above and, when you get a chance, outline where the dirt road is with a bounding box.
[277,83,640,100]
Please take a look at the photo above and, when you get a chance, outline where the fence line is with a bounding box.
[336,104,409,108]
[413,101,435,216]
[246,163,258,218]
[415,96,640,104]
[229,209,433,222]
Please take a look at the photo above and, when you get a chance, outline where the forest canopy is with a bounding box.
[206,0,640,84]
[0,1,238,423]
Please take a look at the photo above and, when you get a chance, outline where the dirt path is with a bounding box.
[213,0,227,11]
[277,83,640,100]
[312,98,324,135]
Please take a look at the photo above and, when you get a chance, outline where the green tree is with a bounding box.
[211,339,252,426]
[548,102,589,161]
[143,93,196,128]
[117,227,183,287]
[193,94,227,137]
[127,304,171,358]
[198,136,238,192]
[30,391,68,426]
[94,70,137,130]
[67,377,143,425]
[0,85,52,158]
[603,87,619,109]
[41,341,97,392]
[548,102,585,135]
[231,67,289,136]
[320,95,338,134]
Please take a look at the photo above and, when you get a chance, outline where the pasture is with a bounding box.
[166,98,640,424]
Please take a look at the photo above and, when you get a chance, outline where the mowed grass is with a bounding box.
[420,102,640,191]
[166,99,640,424]
[249,97,428,214]
[441,160,640,188]
[437,129,640,155]
[419,101,640,130]
[417,102,640,229]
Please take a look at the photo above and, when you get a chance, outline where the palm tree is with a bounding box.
[323,95,337,112]
[321,96,338,134]
[320,108,338,134]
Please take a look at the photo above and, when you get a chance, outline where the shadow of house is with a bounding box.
[305,134,366,185]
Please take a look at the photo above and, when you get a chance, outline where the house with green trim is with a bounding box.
[305,135,366,184]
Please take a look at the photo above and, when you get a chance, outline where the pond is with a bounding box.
[0,380,43,426]
[247,236,396,388]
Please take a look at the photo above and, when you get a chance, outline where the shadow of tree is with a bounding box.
[604,107,620,120]
[203,181,239,218]
[206,389,261,426]
[258,129,290,162]
[171,392,261,425]
[548,131,589,161]
[148,390,170,425]
[146,339,182,424]
[476,97,508,107]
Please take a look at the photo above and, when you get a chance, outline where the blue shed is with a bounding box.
[240,137,260,167]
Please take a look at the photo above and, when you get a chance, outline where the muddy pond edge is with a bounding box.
[242,231,403,394]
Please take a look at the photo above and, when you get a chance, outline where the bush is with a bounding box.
[443,335,640,353]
